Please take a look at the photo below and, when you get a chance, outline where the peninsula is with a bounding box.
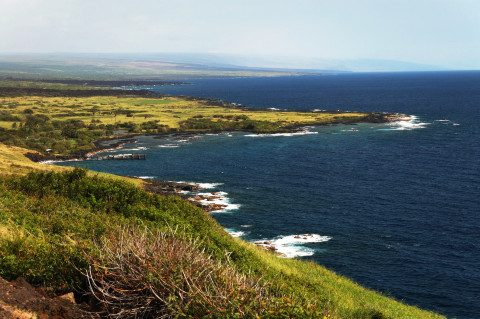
[0,80,400,161]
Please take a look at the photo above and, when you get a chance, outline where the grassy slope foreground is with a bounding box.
[0,82,444,318]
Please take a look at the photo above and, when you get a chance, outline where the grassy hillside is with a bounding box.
[0,81,443,318]
[0,162,444,318]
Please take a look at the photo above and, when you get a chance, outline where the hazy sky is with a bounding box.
[1,0,479,69]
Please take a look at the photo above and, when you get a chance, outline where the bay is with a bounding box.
[59,71,480,318]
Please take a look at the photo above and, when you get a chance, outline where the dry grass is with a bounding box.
[82,225,276,318]
[0,142,143,189]
[0,95,367,131]
[0,142,65,175]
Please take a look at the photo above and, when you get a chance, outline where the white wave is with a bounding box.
[197,191,227,196]
[434,119,461,126]
[40,158,82,164]
[381,115,430,131]
[224,228,245,237]
[194,191,241,213]
[241,225,253,228]
[197,182,224,189]
[39,160,61,164]
[173,181,239,213]
[255,234,331,258]
[135,176,156,179]
[245,131,318,137]
[172,182,223,189]
[212,203,241,213]
[123,146,149,151]
[159,144,180,148]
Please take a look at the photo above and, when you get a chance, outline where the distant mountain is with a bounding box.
[124,53,446,73]
[0,53,447,80]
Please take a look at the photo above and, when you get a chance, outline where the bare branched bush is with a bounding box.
[81,226,271,318]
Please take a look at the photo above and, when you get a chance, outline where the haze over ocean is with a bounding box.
[59,71,480,318]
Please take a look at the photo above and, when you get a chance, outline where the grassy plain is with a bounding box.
[0,95,365,130]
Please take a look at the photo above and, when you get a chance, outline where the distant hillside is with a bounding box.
[0,54,304,80]
[0,53,445,81]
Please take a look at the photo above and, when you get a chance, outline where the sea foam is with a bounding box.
[196,191,241,213]
[224,228,246,237]
[380,115,430,131]
[245,131,318,137]
[255,234,332,258]
[123,146,149,151]
[197,182,224,189]
[159,144,180,148]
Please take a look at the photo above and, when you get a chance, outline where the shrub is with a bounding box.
[82,225,323,318]
[82,226,272,318]
[0,111,21,121]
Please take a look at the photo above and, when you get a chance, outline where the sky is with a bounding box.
[0,0,479,70]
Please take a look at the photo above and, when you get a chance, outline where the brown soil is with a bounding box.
[0,277,93,319]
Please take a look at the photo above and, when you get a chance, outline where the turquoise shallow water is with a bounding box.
[59,72,480,318]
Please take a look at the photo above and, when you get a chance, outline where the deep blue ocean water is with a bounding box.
[59,72,480,318]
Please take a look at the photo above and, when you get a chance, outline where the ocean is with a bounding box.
[58,71,480,318]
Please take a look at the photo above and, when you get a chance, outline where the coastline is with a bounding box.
[0,76,454,318]
[142,179,234,213]
[27,110,411,212]
[25,111,409,163]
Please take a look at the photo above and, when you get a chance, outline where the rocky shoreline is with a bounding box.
[142,179,230,213]
[25,112,407,164]
[24,110,409,214]
[24,138,139,163]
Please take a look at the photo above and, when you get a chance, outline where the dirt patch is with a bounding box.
[0,277,93,319]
